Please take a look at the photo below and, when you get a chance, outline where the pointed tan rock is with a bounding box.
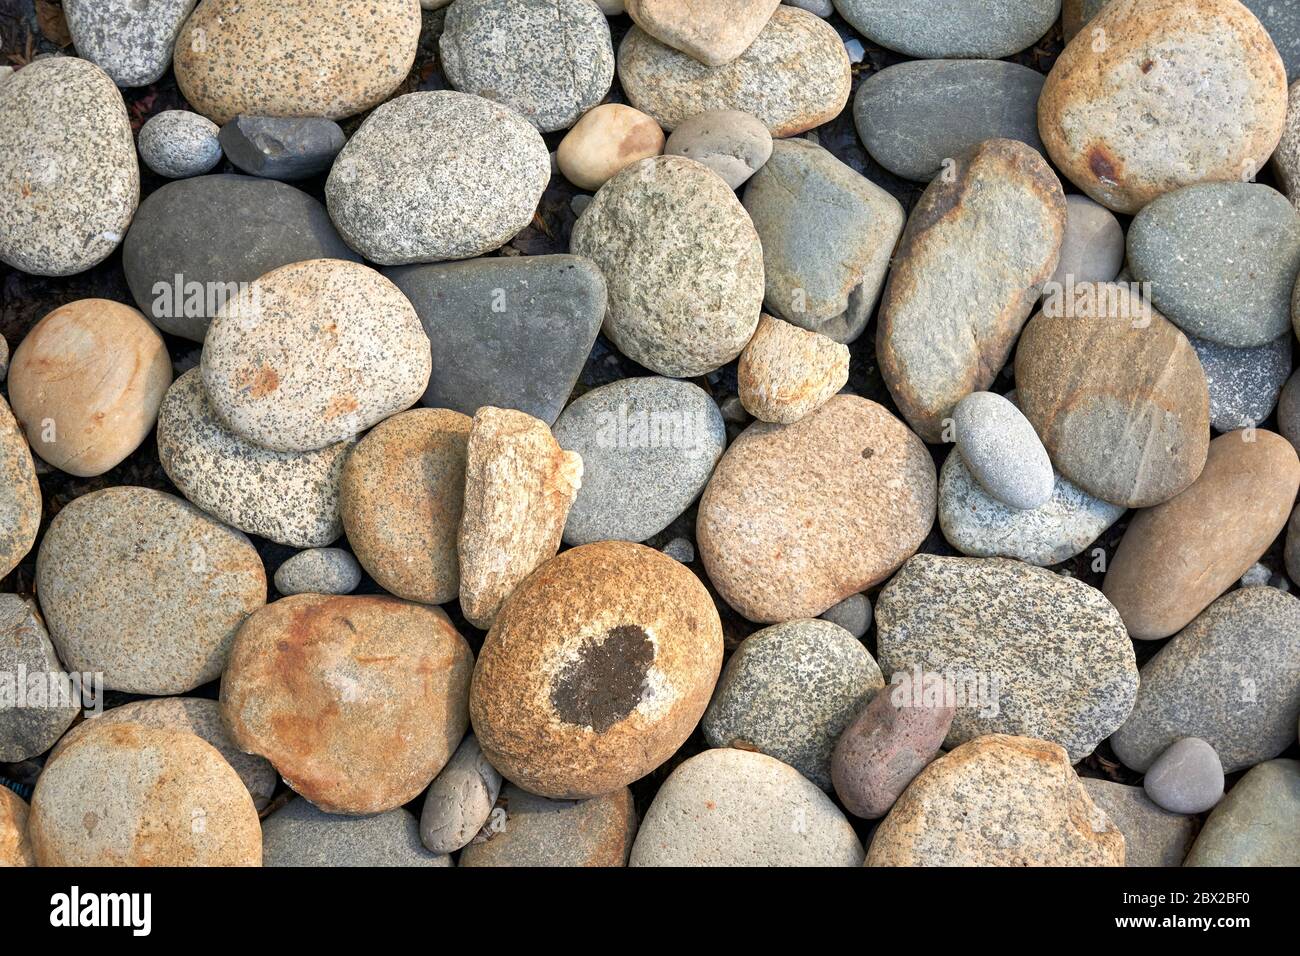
[738,314,848,424]
[625,0,781,67]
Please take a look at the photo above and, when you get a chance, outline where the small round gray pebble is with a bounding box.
[419,734,502,854]
[138,110,222,179]
[1189,334,1293,432]
[819,593,872,638]
[273,548,362,596]
[664,109,773,190]
[661,537,695,564]
[262,799,452,867]
[953,391,1054,510]
[1050,194,1125,287]
[1144,737,1225,815]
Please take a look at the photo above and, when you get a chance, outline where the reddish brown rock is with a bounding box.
[738,314,849,424]
[0,786,33,867]
[221,594,474,814]
[697,395,936,623]
[1104,429,1300,640]
[470,541,722,799]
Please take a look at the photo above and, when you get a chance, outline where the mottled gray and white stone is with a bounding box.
[138,110,222,179]
[1189,333,1292,432]
[832,0,1060,58]
[65,0,196,87]
[262,799,451,867]
[0,595,78,763]
[419,735,504,854]
[219,116,345,181]
[273,548,362,596]
[953,391,1054,510]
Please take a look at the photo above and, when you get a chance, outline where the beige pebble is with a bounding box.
[738,314,848,423]
[0,786,34,866]
[558,104,665,191]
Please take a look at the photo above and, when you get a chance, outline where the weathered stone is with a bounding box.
[1189,333,1292,432]
[218,116,345,181]
[0,397,40,580]
[1144,737,1225,814]
[460,785,637,866]
[1050,194,1126,287]
[137,110,222,178]
[626,0,780,66]
[1080,778,1197,867]
[663,109,772,189]
[737,315,849,423]
[263,800,450,867]
[953,391,1054,511]
[819,593,872,638]
[0,787,33,867]
[273,548,362,596]
[0,595,78,763]
[64,0,196,87]
[1184,759,1300,866]
[420,734,502,854]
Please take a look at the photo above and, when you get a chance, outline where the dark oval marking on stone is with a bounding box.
[549,624,654,734]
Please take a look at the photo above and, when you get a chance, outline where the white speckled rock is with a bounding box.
[953,391,1054,510]
[273,548,362,596]
[65,0,197,87]
[1189,333,1292,432]
[664,109,772,189]
[137,110,222,178]
[200,259,431,453]
[0,396,40,580]
[419,734,503,853]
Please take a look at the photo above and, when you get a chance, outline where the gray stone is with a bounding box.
[662,537,695,564]
[876,554,1139,762]
[459,785,638,866]
[64,0,196,87]
[218,116,345,180]
[1189,333,1292,432]
[833,0,1059,58]
[630,748,864,866]
[1273,80,1300,210]
[953,391,1053,511]
[664,109,773,189]
[419,735,502,854]
[137,110,221,179]
[441,0,614,133]
[571,156,764,377]
[1111,587,1300,774]
[1143,737,1225,814]
[553,377,726,545]
[262,799,451,867]
[1245,0,1300,82]
[123,174,360,341]
[385,255,605,426]
[0,333,8,380]
[1288,505,1300,585]
[1129,182,1300,347]
[1184,759,1300,866]
[742,138,905,344]
[157,370,354,548]
[1279,368,1300,450]
[819,593,871,639]
[853,59,1046,182]
[326,91,550,265]
[273,548,362,596]
[702,619,885,790]
[0,595,78,763]
[1080,778,1197,867]
[0,57,138,276]
[1050,194,1126,287]
[785,0,832,15]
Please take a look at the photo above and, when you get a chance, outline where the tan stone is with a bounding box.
[470,541,722,799]
[1015,283,1210,508]
[174,0,422,125]
[459,784,638,866]
[30,723,261,866]
[340,408,470,605]
[1039,0,1287,214]
[458,407,583,630]
[0,395,40,580]
[8,299,171,477]
[697,395,936,623]
[625,0,781,67]
[557,104,665,191]
[866,735,1125,867]
[221,594,474,814]
[1273,79,1300,211]
[0,786,34,867]
[1103,430,1300,640]
[877,139,1065,442]
[737,315,848,424]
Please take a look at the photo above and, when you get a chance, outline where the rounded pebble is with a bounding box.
[952,391,1054,511]
[273,548,362,596]
[263,799,450,867]
[558,104,665,191]
[459,784,638,867]
[818,593,872,639]
[1143,737,1225,814]
[664,109,773,189]
[419,734,502,854]
[137,110,222,179]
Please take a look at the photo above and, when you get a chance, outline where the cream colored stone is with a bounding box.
[738,315,848,423]
[558,104,665,191]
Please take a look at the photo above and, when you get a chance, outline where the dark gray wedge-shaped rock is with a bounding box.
[218,115,347,181]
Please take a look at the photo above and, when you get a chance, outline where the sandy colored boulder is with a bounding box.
[1038,0,1287,214]
[1015,283,1210,508]
[0,786,34,866]
[0,396,40,581]
[625,0,780,66]
[1103,429,1300,639]
[458,407,583,630]
[460,785,638,867]
[174,0,421,125]
[866,735,1125,867]
[470,541,723,799]
[877,139,1066,442]
[697,395,936,623]
[30,723,261,866]
[738,315,848,424]
[221,594,474,815]
[557,104,665,191]
[9,299,171,477]
[341,408,470,606]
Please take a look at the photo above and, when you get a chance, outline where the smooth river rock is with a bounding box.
[952,391,1054,511]
[558,104,666,191]
[459,785,638,867]
[834,0,1060,59]
[1184,759,1300,867]
[1143,737,1225,814]
[0,397,40,580]
[663,109,772,189]
[1081,778,1197,867]
[0,788,33,867]
[737,315,850,423]
[218,116,345,181]
[420,735,502,854]
[0,595,78,763]
[625,0,781,67]
[64,0,197,87]
[137,110,222,179]
[1189,333,1293,432]
[263,800,449,867]
[1050,194,1126,287]
[273,548,362,597]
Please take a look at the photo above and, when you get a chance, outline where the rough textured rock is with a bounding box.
[1246,0,1300,82]
[0,397,40,580]
[123,174,360,341]
[876,554,1138,762]
[420,734,502,854]
[743,138,905,344]
[221,594,473,814]
[1144,737,1225,814]
[558,104,666,191]
[157,370,353,549]
[1111,587,1300,774]
[1190,334,1292,432]
[1051,194,1126,287]
[36,486,266,695]
[877,139,1066,442]
[697,395,935,623]
[553,377,725,546]
[834,0,1059,59]
[470,541,723,799]
[460,785,637,866]
[441,0,614,132]
[853,59,1046,182]
[617,5,851,136]
[273,548,362,596]
[31,724,261,866]
[0,787,34,867]
[219,116,345,181]
[1038,0,1288,214]
[1103,430,1300,639]
[630,748,864,866]
[1080,778,1197,867]
[201,259,430,453]
[326,91,550,265]
[137,110,222,178]
[953,391,1054,511]
[175,0,421,125]
[737,315,849,423]
[664,109,772,189]
[626,0,780,66]
[0,595,78,763]
[1015,285,1211,508]
[0,56,138,276]
[703,619,884,790]
[1184,759,1300,866]
[867,735,1124,866]
[263,800,449,867]
[341,408,470,606]
[458,407,583,629]
[65,0,196,87]
[9,299,171,477]
[571,155,764,377]
[385,255,605,425]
